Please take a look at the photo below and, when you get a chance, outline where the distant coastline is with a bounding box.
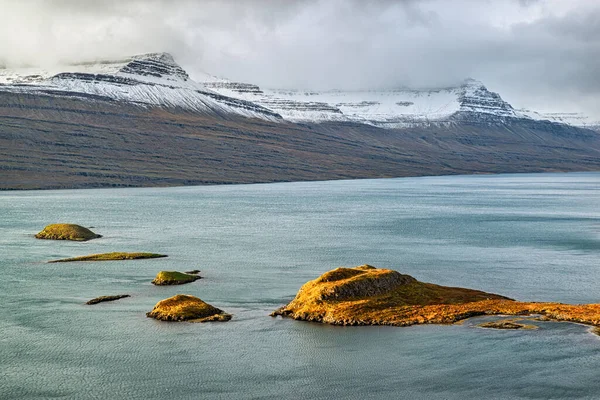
[2,170,599,192]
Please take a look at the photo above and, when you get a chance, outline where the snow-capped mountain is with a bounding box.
[0,53,281,121]
[200,76,524,128]
[197,72,600,131]
[0,52,597,131]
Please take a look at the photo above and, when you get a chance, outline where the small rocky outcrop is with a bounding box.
[49,252,167,263]
[478,320,537,330]
[146,294,232,322]
[185,269,201,275]
[151,271,201,285]
[86,294,130,305]
[271,265,600,328]
[35,224,101,241]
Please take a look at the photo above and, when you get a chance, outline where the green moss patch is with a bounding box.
[35,224,101,241]
[49,252,167,263]
[152,271,202,285]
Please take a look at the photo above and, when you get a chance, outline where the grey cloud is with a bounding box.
[0,0,598,118]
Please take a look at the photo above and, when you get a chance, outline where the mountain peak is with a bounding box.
[453,78,516,119]
[131,52,177,65]
[119,52,188,81]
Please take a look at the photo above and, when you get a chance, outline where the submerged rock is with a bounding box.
[49,252,167,263]
[35,224,101,241]
[478,320,537,330]
[86,294,130,305]
[151,271,202,285]
[185,269,201,275]
[146,294,232,322]
[271,265,600,328]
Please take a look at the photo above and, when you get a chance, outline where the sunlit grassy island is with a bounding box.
[49,252,167,263]
[271,265,600,328]
[35,223,101,241]
[146,294,232,322]
[151,270,201,285]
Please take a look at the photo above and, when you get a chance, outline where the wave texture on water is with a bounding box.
[1,172,599,399]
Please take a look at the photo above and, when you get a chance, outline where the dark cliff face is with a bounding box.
[119,53,189,81]
[262,99,343,114]
[1,91,599,190]
[453,80,517,122]
[197,89,283,119]
[49,54,188,88]
[51,73,142,86]
[202,81,345,115]
[203,81,263,94]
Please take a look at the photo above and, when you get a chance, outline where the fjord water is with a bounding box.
[1,173,600,399]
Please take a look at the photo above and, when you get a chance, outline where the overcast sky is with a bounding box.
[0,0,598,117]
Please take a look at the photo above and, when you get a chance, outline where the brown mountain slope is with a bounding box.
[1,91,599,190]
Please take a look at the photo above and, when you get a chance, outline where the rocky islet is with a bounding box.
[86,294,131,305]
[48,252,167,263]
[35,223,101,241]
[33,223,600,332]
[151,271,202,285]
[146,294,232,322]
[271,265,600,329]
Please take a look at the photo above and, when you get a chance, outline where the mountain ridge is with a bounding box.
[0,52,283,121]
[0,52,599,190]
[1,52,597,131]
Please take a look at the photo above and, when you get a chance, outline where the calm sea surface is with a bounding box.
[1,172,599,399]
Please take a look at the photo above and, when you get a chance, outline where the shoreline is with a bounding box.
[1,170,598,192]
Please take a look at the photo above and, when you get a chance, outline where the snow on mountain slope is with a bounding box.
[200,74,600,130]
[1,52,596,131]
[200,75,522,128]
[0,53,281,121]
[516,109,600,131]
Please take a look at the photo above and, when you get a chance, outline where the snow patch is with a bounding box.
[0,53,281,121]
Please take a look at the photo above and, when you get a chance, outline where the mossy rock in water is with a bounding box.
[152,271,201,285]
[185,269,201,275]
[49,252,167,263]
[35,224,101,241]
[271,264,600,328]
[86,294,130,305]
[146,294,232,322]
